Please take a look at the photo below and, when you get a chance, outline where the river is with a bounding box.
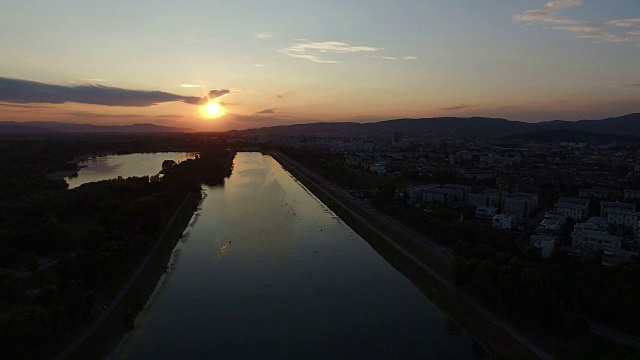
[66,152,197,189]
[109,152,482,359]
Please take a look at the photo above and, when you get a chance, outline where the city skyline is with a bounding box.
[0,0,638,131]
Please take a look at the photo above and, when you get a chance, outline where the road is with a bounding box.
[273,151,553,360]
[55,193,192,360]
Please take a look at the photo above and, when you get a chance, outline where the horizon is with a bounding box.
[1,0,639,131]
[4,111,640,134]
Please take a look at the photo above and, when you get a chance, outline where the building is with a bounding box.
[600,202,637,228]
[475,206,497,219]
[537,218,561,233]
[600,201,635,216]
[405,185,464,204]
[571,217,621,252]
[466,193,498,207]
[369,162,387,176]
[529,235,556,258]
[555,197,589,221]
[502,192,538,215]
[579,188,618,199]
[543,211,566,226]
[624,189,640,200]
[605,209,639,227]
[492,214,512,229]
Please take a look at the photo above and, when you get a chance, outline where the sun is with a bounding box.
[203,101,224,118]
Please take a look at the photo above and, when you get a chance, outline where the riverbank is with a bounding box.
[55,191,202,359]
[271,151,549,360]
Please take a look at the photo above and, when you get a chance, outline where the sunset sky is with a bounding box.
[0,0,638,131]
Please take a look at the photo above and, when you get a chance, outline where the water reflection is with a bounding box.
[66,152,197,188]
[113,153,483,359]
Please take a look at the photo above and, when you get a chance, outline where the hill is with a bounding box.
[236,113,640,139]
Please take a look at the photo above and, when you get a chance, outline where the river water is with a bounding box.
[66,152,197,189]
[111,152,482,359]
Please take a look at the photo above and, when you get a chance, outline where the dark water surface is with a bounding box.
[112,152,482,359]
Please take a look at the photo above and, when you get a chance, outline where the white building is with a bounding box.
[475,206,497,219]
[537,219,561,233]
[555,197,589,221]
[467,193,498,207]
[600,201,635,217]
[571,217,622,252]
[502,193,538,215]
[530,235,556,258]
[605,209,639,227]
[492,214,513,229]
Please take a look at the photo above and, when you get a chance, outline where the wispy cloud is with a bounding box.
[281,40,382,63]
[513,0,582,25]
[514,1,640,46]
[88,78,108,82]
[255,108,276,114]
[577,32,629,44]
[254,31,273,39]
[0,103,53,109]
[607,18,640,28]
[551,24,604,32]
[0,77,231,107]
[380,56,396,60]
[440,104,473,111]
[402,56,418,60]
[180,83,202,88]
[252,64,264,67]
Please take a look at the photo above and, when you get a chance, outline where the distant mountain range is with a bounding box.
[2,113,640,141]
[0,121,190,134]
[234,113,640,141]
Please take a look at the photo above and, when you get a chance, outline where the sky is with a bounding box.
[0,0,638,131]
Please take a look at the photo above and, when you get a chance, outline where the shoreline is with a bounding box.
[55,191,202,359]
[270,151,550,360]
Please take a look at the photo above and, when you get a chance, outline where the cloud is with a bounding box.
[514,2,640,47]
[628,30,640,36]
[281,40,382,63]
[0,103,52,109]
[440,104,474,111]
[252,64,264,67]
[513,0,582,25]
[577,32,628,44]
[255,108,276,114]
[0,77,231,107]
[254,31,273,39]
[607,18,640,28]
[380,56,396,60]
[180,83,202,88]
[88,78,108,82]
[402,56,418,60]
[551,24,605,32]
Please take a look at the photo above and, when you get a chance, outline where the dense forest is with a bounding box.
[0,133,233,358]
